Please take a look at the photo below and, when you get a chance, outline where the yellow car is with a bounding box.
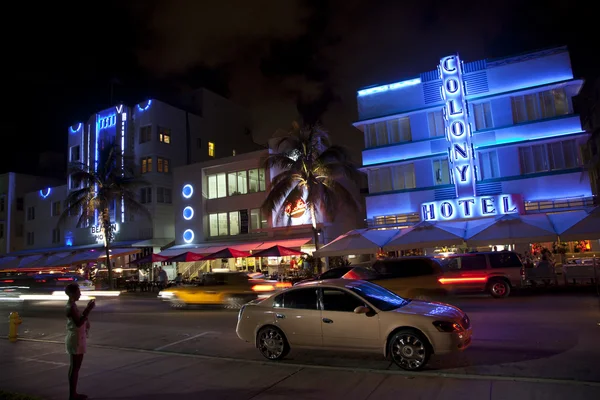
[158,272,290,309]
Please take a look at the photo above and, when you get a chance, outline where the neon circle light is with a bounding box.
[183,206,194,220]
[182,184,194,199]
[137,100,152,111]
[69,123,82,133]
[183,229,194,243]
[39,188,52,199]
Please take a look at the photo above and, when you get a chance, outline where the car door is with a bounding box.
[440,255,488,292]
[320,287,380,350]
[488,252,525,286]
[272,288,323,347]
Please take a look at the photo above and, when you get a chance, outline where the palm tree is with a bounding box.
[58,144,150,289]
[262,122,363,256]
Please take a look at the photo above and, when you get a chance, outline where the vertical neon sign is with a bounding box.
[439,54,476,199]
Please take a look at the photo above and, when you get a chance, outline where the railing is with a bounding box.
[366,213,421,228]
[525,197,595,213]
[181,261,209,279]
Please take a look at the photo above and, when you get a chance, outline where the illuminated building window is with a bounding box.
[70,145,81,161]
[227,171,248,196]
[478,151,500,180]
[157,187,172,203]
[208,142,215,157]
[518,139,579,175]
[140,126,152,143]
[368,164,415,194]
[158,127,171,144]
[472,102,493,131]
[141,157,152,173]
[427,111,445,137]
[511,88,569,124]
[248,168,266,193]
[250,208,268,231]
[433,159,451,185]
[140,187,152,204]
[229,211,240,235]
[157,157,170,173]
[364,117,412,148]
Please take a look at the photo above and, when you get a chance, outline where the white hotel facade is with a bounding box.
[8,89,259,260]
[356,47,595,246]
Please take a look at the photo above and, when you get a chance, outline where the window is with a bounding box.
[248,168,266,193]
[519,139,579,175]
[158,127,171,144]
[368,164,415,194]
[229,211,240,235]
[364,117,412,147]
[218,212,228,236]
[27,207,35,221]
[433,159,451,185]
[208,141,215,157]
[157,157,170,173]
[70,145,80,161]
[0,223,3,239]
[0,197,4,212]
[250,208,268,231]
[348,282,408,311]
[140,126,152,143]
[16,198,23,211]
[278,288,318,310]
[52,228,60,244]
[52,201,61,216]
[140,187,152,204]
[217,173,226,198]
[478,150,500,180]
[511,88,569,124]
[157,188,172,204]
[141,157,152,173]
[208,175,217,199]
[227,171,248,196]
[442,255,486,271]
[209,169,258,198]
[322,289,364,312]
[208,213,231,236]
[26,232,34,246]
[472,102,493,130]
[489,252,522,269]
[428,110,445,137]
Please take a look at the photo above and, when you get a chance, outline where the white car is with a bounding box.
[236,279,472,370]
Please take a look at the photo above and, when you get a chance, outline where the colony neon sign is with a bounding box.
[439,54,476,198]
[421,194,523,221]
[98,114,117,130]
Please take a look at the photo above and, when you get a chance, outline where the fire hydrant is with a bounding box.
[8,312,22,343]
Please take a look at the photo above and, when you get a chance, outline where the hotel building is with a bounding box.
[355,46,597,249]
[8,89,259,263]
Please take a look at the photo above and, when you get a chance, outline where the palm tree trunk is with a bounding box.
[105,241,112,290]
[309,206,322,273]
[101,209,113,290]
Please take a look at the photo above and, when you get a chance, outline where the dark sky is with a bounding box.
[4,0,597,177]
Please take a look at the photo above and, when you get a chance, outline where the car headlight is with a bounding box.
[158,291,174,298]
[433,320,464,333]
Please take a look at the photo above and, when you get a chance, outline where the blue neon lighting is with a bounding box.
[183,229,194,243]
[98,114,117,130]
[39,188,51,199]
[358,78,421,97]
[421,194,522,221]
[182,184,194,199]
[137,100,152,111]
[69,123,82,133]
[183,206,194,220]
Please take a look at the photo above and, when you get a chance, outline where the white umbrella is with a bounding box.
[465,214,558,246]
[556,207,600,241]
[384,221,467,251]
[313,228,400,257]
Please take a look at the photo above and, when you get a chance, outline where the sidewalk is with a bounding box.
[1,340,598,400]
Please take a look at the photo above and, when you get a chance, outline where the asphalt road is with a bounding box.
[1,290,599,383]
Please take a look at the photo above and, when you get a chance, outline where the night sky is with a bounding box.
[4,0,597,177]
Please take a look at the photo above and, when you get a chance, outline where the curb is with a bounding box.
[5,337,600,388]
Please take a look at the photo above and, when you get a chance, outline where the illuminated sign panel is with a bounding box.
[90,223,119,244]
[439,54,476,198]
[421,194,523,221]
[98,114,117,130]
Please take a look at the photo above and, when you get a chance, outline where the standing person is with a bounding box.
[65,283,95,400]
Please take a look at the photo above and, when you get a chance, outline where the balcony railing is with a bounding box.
[524,196,596,213]
[366,213,421,228]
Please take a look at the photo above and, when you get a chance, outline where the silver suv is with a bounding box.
[437,251,525,298]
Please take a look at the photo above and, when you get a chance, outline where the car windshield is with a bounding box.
[346,281,409,311]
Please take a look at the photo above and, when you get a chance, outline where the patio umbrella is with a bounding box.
[129,254,170,264]
[384,221,467,251]
[251,245,305,258]
[556,207,600,241]
[163,252,205,263]
[202,248,251,260]
[465,214,558,246]
[314,228,400,257]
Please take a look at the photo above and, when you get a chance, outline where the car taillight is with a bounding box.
[275,282,291,288]
[252,284,275,292]
[438,277,487,284]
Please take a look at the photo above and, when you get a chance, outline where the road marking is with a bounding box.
[153,331,217,351]
[9,337,600,387]
[17,357,68,366]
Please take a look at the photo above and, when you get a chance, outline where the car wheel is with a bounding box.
[257,326,290,360]
[388,329,431,371]
[488,279,511,298]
